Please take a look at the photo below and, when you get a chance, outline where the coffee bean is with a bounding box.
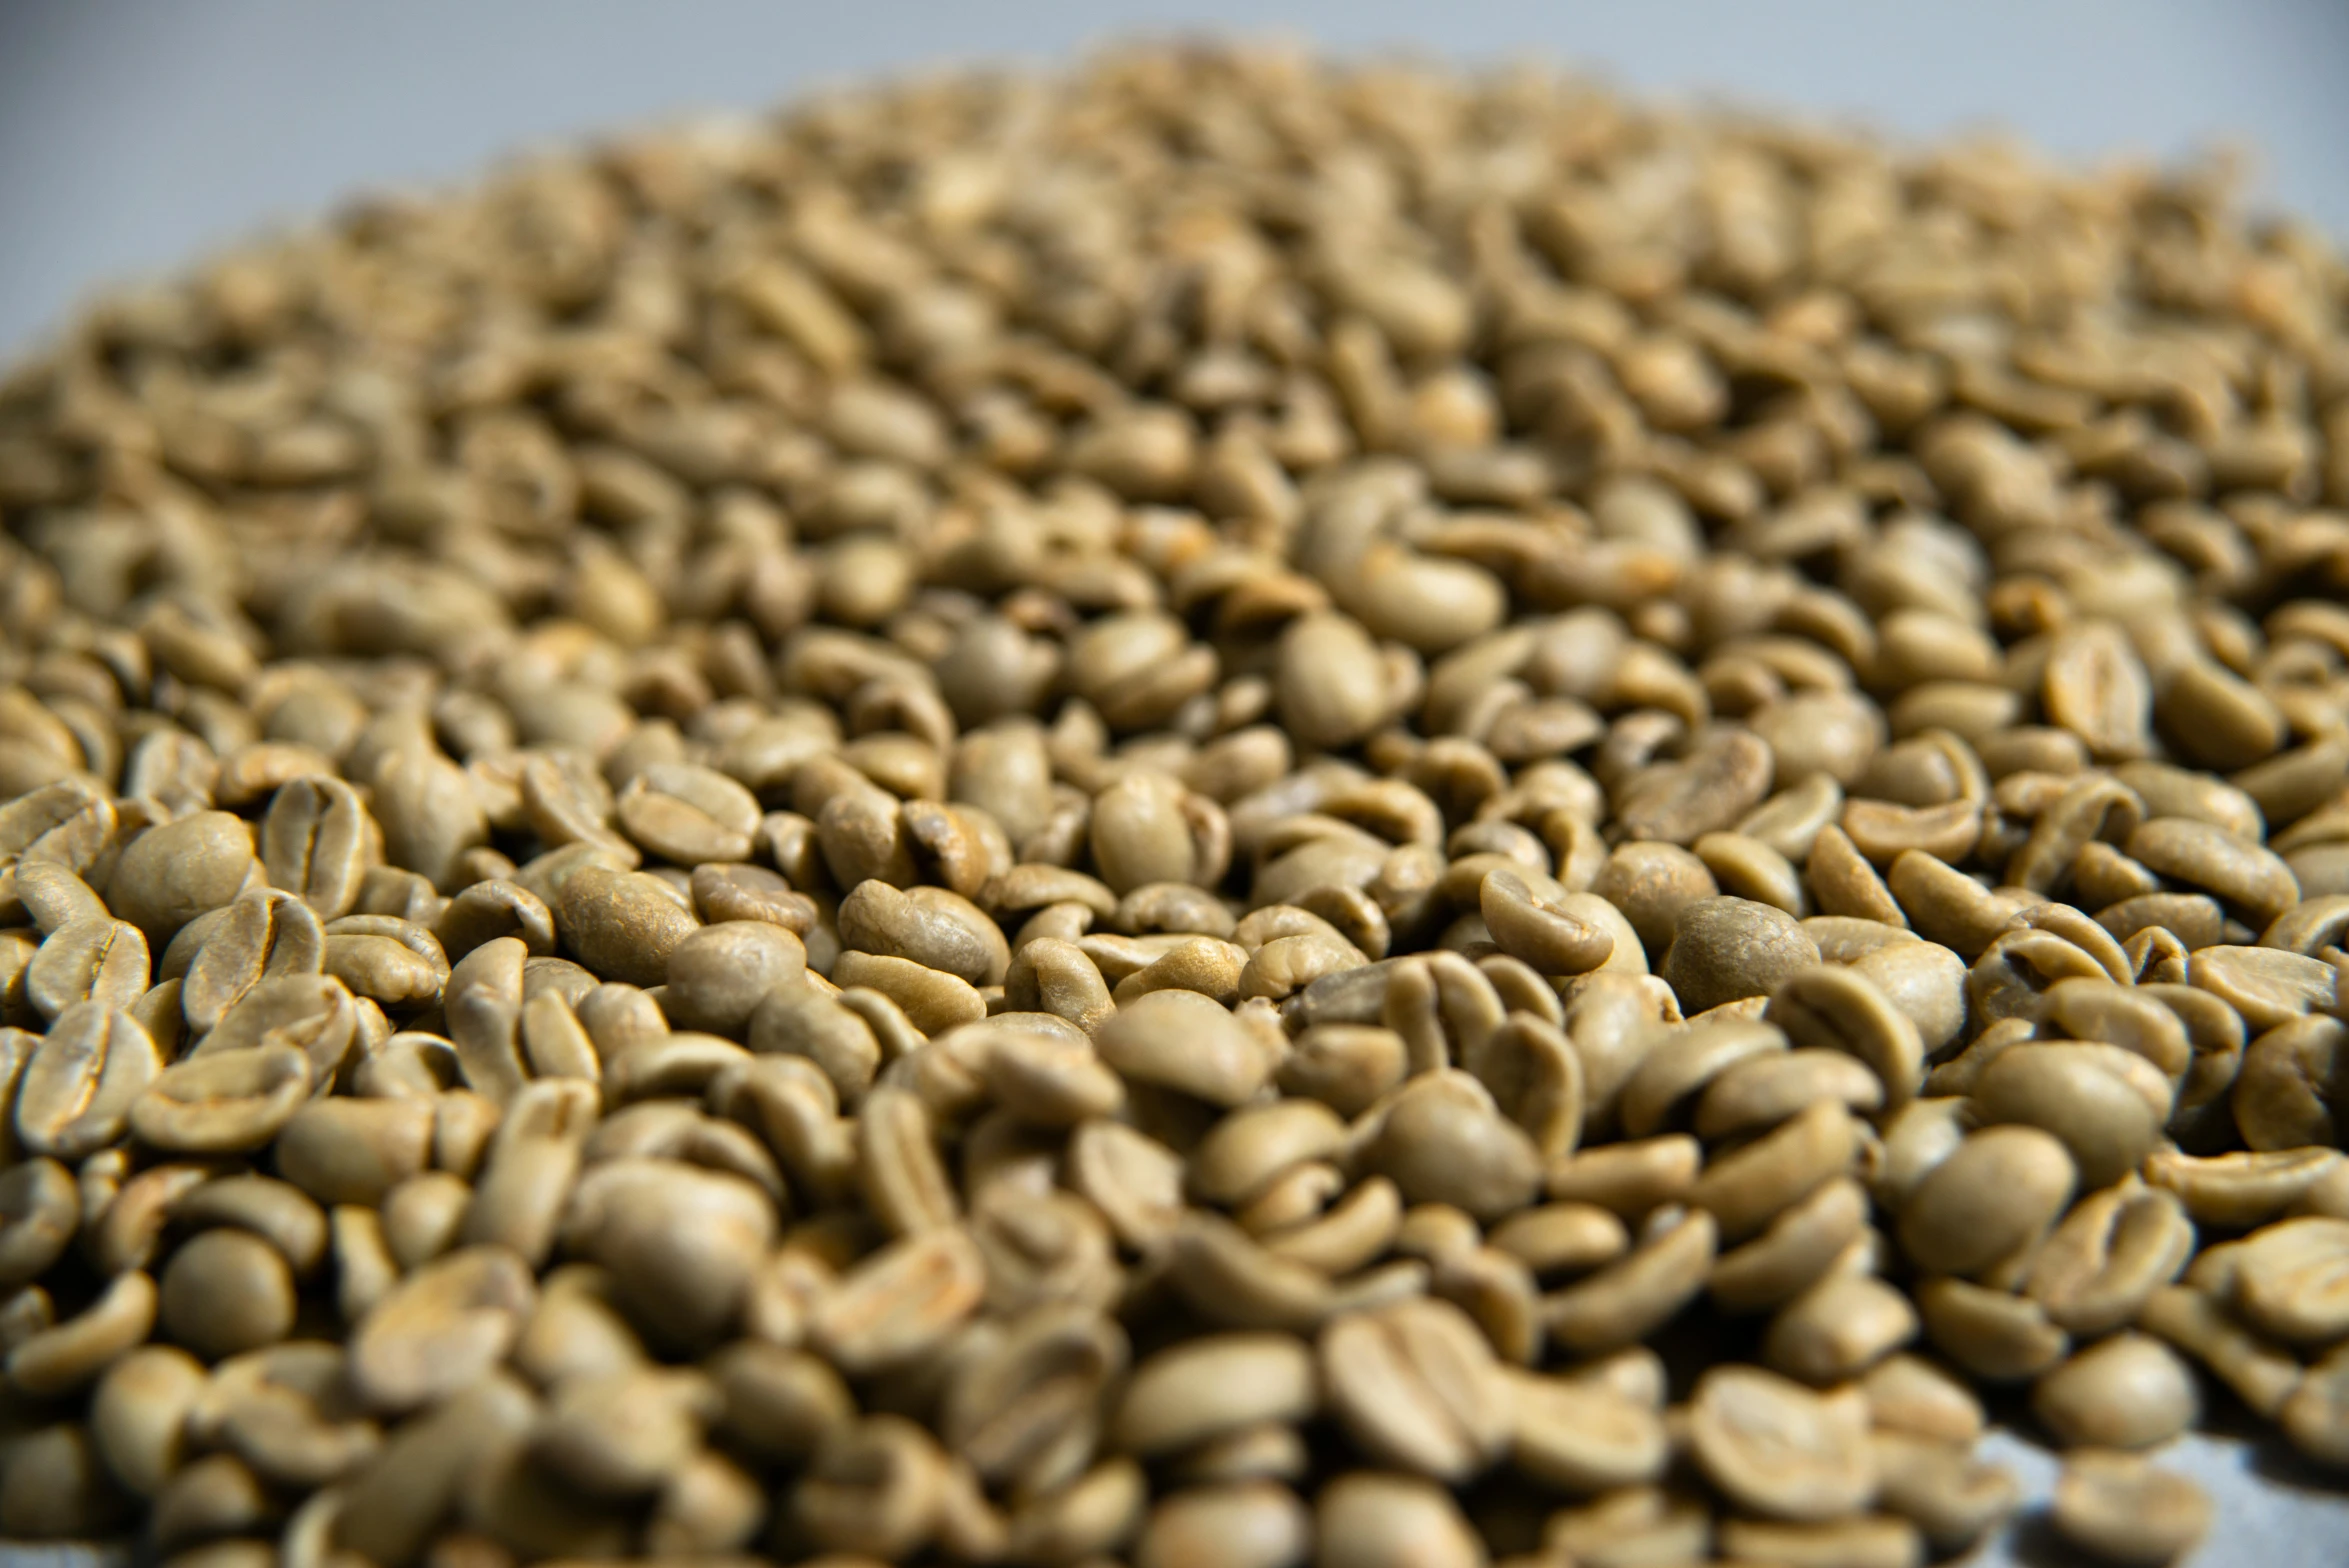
[89,1343,208,1497]
[7,1267,156,1395]
[1898,1125,2076,1277]
[105,811,256,946]
[556,866,700,990]
[1313,1472,1481,1568]
[348,1245,536,1411]
[1661,896,1820,1014]
[1319,1296,1509,1480]
[131,1045,312,1154]
[7,48,2349,1567]
[159,1229,295,1361]
[15,1003,160,1160]
[2032,1331,2199,1451]
[2051,1450,2210,1567]
[1688,1363,1878,1522]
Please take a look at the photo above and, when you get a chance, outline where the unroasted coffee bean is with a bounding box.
[1688,1364,1877,1522]
[2031,1332,2199,1451]
[1898,1124,2076,1277]
[1135,1478,1311,1568]
[26,918,149,1022]
[182,892,324,1035]
[90,1344,208,1497]
[1615,731,1774,846]
[1972,1042,2168,1192]
[1096,987,1279,1107]
[158,1228,296,1360]
[1543,1206,1717,1356]
[614,763,761,866]
[1661,897,1821,1014]
[663,920,806,1035]
[556,866,699,989]
[2228,1216,2349,1344]
[534,1365,719,1496]
[1517,1355,1661,1455]
[1762,1272,1918,1385]
[2052,1450,2210,1566]
[4,46,2349,1568]
[274,1095,434,1205]
[1314,1472,1482,1568]
[1359,1073,1542,1221]
[1114,1332,1318,1457]
[349,1245,536,1411]
[2282,1344,2349,1471]
[16,1003,161,1160]
[7,1268,156,1395]
[106,811,256,945]
[1318,1296,1509,1480]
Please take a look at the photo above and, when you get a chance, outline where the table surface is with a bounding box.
[2,3,2347,1563]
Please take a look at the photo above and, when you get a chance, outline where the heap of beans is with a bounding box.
[4,43,2349,1568]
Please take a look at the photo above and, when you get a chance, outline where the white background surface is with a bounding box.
[2,3,2348,1563]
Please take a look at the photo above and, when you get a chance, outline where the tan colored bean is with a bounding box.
[2025,1182,2196,1336]
[2138,1284,2302,1419]
[1867,1431,2021,1554]
[182,891,325,1035]
[26,917,150,1023]
[1916,1277,2071,1383]
[2235,1015,2348,1152]
[2032,1332,2199,1450]
[2052,1449,2211,1566]
[1688,1363,1878,1522]
[274,1095,435,1206]
[2282,1344,2349,1471]
[1711,1177,1872,1315]
[1003,935,1118,1036]
[2129,816,2300,923]
[1660,896,1821,1014]
[1359,1071,1542,1221]
[1114,1332,1319,1458]
[130,1044,311,1155]
[790,1413,952,1561]
[1614,730,1775,846]
[1862,1352,1986,1445]
[1898,1124,2075,1277]
[2227,1216,2349,1345]
[1319,1296,1510,1480]
[1313,1472,1481,1568]
[15,1003,160,1160]
[105,810,256,945]
[1715,1515,1926,1568]
[555,865,699,989]
[1970,1043,2165,1192]
[1096,988,1279,1107]
[1543,1206,1717,1356]
[1134,1478,1310,1568]
[261,775,376,921]
[348,1246,537,1411]
[1689,1101,1857,1243]
[1505,1366,1670,1493]
[2144,1147,2343,1229]
[809,1225,986,1375]
[1763,1273,1919,1386]
[90,1343,209,1496]
[7,1267,156,1394]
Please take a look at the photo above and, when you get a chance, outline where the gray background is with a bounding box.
[5,0,2349,355]
[3,2,2349,1564]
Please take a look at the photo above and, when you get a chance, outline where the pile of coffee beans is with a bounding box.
[5,43,2349,1568]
